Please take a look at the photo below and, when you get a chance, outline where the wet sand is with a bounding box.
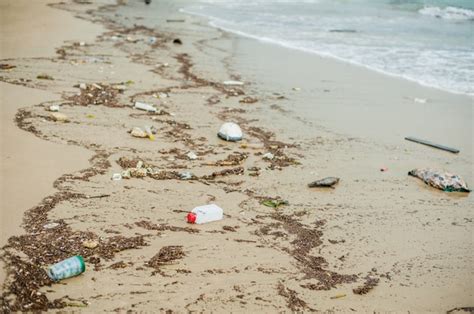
[0,0,472,312]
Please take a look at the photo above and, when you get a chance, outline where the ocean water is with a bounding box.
[182,0,474,96]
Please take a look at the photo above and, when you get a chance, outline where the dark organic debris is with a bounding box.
[202,167,244,180]
[146,246,185,275]
[37,74,54,80]
[173,38,183,45]
[277,283,314,312]
[135,220,199,234]
[239,96,258,104]
[352,276,379,295]
[66,83,123,107]
[0,64,16,70]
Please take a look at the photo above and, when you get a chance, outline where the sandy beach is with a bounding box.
[1,0,472,312]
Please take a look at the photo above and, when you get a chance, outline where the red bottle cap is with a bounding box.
[187,212,196,224]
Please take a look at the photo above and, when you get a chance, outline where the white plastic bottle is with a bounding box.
[187,204,223,224]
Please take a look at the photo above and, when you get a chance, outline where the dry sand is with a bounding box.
[0,0,472,312]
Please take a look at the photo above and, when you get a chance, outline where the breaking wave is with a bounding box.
[419,6,474,21]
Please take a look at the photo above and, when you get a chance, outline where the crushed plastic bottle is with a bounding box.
[186,204,223,224]
[47,256,85,281]
[408,168,471,193]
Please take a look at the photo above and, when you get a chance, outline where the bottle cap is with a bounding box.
[186,212,196,224]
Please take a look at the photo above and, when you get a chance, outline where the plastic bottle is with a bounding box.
[47,256,85,281]
[187,204,223,224]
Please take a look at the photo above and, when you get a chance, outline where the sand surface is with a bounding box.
[0,0,472,312]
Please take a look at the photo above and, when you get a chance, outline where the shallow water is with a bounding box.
[183,0,474,96]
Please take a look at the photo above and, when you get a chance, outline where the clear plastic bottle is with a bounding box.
[187,204,223,224]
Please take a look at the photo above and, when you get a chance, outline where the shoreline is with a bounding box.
[181,7,474,98]
[1,0,472,312]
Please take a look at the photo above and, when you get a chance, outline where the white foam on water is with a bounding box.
[419,6,474,21]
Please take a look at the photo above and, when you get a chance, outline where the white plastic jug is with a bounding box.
[187,204,223,224]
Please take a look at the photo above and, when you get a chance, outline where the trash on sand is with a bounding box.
[167,19,185,22]
[408,168,471,193]
[79,83,87,89]
[187,204,223,224]
[47,256,85,282]
[49,105,60,112]
[380,167,388,172]
[43,222,60,229]
[131,127,148,138]
[111,173,122,181]
[292,87,301,91]
[308,177,340,188]
[414,98,427,103]
[218,122,243,142]
[134,101,157,112]
[405,136,459,154]
[86,114,95,119]
[330,294,347,299]
[261,199,289,208]
[239,96,258,104]
[82,240,98,249]
[180,171,193,180]
[187,151,198,160]
[223,80,244,86]
[262,152,274,160]
[148,37,157,44]
[50,112,69,122]
[173,38,183,45]
[0,64,16,70]
[37,74,54,80]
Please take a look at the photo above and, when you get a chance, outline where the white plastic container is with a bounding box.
[134,101,157,112]
[187,204,223,224]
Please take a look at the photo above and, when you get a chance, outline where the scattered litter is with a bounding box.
[48,105,60,112]
[262,152,274,160]
[239,96,258,104]
[261,199,289,208]
[166,19,185,22]
[187,204,223,224]
[223,80,244,86]
[82,240,98,249]
[47,256,85,282]
[292,87,301,91]
[37,74,54,80]
[414,98,427,103]
[186,151,198,160]
[43,222,60,229]
[0,64,16,70]
[125,80,135,85]
[180,171,193,180]
[380,167,388,172]
[218,122,243,142]
[126,36,138,43]
[405,136,459,154]
[79,83,87,89]
[111,173,122,181]
[86,114,95,119]
[173,38,183,45]
[49,112,69,122]
[134,101,157,112]
[330,294,347,299]
[308,177,340,188]
[130,127,148,138]
[79,41,86,46]
[147,37,157,44]
[408,168,471,192]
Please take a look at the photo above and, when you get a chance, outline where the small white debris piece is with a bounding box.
[79,83,87,89]
[187,151,198,160]
[111,173,122,181]
[292,87,301,91]
[218,122,243,142]
[49,105,60,112]
[43,222,60,229]
[131,127,148,138]
[262,152,274,160]
[50,112,69,122]
[223,80,244,86]
[134,101,157,112]
[414,98,427,104]
[82,240,98,249]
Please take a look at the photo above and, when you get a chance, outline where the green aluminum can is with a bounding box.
[47,256,85,281]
